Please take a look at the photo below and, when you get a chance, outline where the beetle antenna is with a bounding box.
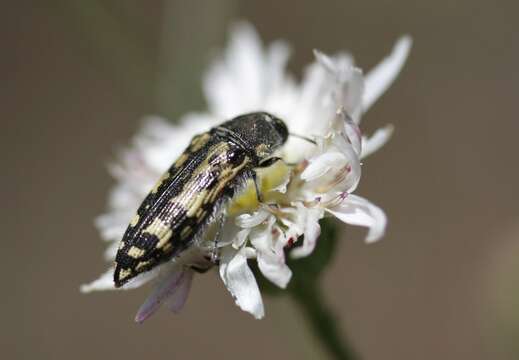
[289,133,317,145]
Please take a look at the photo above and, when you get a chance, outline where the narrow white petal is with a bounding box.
[313,49,339,73]
[80,269,115,293]
[80,267,159,293]
[235,210,270,228]
[232,228,250,249]
[257,252,292,288]
[103,241,120,261]
[243,246,257,259]
[326,194,387,243]
[361,124,394,159]
[362,36,412,112]
[342,67,364,122]
[220,248,265,319]
[291,208,323,258]
[340,110,362,155]
[203,22,264,118]
[123,268,162,289]
[250,226,292,288]
[95,213,128,242]
[301,152,347,181]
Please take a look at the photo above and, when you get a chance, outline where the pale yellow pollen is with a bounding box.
[228,161,290,216]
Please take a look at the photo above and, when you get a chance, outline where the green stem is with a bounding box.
[290,279,357,360]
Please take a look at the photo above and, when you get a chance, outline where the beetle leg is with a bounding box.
[210,211,226,265]
[251,170,264,203]
[257,156,282,168]
[259,156,300,168]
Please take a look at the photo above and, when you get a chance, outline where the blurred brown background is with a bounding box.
[3,1,519,359]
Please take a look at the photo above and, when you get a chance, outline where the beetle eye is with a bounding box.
[263,113,288,144]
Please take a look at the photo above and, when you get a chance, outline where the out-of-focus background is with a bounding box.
[3,1,519,359]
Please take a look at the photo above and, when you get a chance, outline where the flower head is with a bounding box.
[81,23,411,321]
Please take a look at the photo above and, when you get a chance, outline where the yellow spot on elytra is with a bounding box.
[174,153,190,168]
[136,260,151,271]
[127,246,145,259]
[151,172,170,194]
[186,190,208,217]
[130,214,139,227]
[143,218,172,248]
[118,241,125,250]
[189,133,211,152]
[119,268,132,280]
[206,157,250,204]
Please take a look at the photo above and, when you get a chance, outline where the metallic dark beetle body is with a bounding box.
[114,112,288,287]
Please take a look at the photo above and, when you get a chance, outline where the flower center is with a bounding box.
[228,161,290,216]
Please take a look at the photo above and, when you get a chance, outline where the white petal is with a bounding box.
[80,267,158,293]
[232,228,250,249]
[301,152,347,181]
[361,124,394,159]
[250,226,292,288]
[314,50,364,122]
[95,212,129,242]
[257,252,292,288]
[342,67,364,122]
[134,266,188,323]
[339,110,362,155]
[80,269,115,293]
[242,246,257,259]
[203,22,292,120]
[235,210,270,228]
[326,194,387,243]
[362,36,412,112]
[313,49,341,73]
[103,241,120,261]
[220,248,265,319]
[289,58,333,140]
[291,208,323,258]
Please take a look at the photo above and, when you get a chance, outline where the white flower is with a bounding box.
[81,22,412,321]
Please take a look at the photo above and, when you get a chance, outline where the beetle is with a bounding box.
[113,111,289,287]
